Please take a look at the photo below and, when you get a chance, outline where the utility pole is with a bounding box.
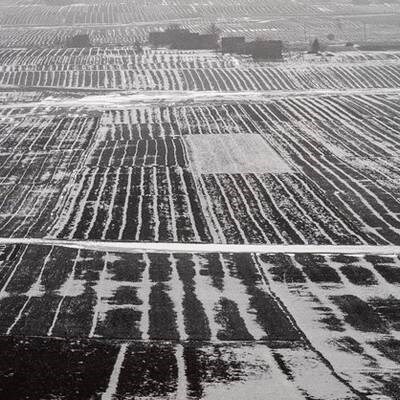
[303,25,308,43]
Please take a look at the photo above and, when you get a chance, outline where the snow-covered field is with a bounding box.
[1,86,400,247]
[0,243,399,398]
[4,47,400,91]
[185,134,292,174]
[2,0,400,397]
[1,0,400,46]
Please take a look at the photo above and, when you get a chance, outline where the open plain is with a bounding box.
[1,0,400,399]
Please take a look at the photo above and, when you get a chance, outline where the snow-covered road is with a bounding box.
[1,238,399,254]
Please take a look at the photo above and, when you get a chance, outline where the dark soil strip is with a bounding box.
[40,247,76,292]
[340,265,378,286]
[370,297,400,330]
[184,345,205,399]
[371,375,400,400]
[51,289,97,338]
[96,308,142,339]
[250,287,300,341]
[334,337,366,355]
[175,254,211,341]
[331,295,389,333]
[117,343,177,399]
[295,254,341,284]
[330,255,359,264]
[108,254,145,283]
[272,352,294,380]
[198,254,224,291]
[259,254,305,283]
[110,286,142,306]
[5,246,51,294]
[318,310,346,332]
[148,283,179,340]
[365,255,395,264]
[10,295,61,336]
[149,253,172,283]
[0,336,118,400]
[226,254,301,341]
[372,264,400,284]
[370,339,400,364]
[184,344,244,399]
[215,298,254,341]
[255,256,370,400]
[303,265,342,284]
[0,296,28,334]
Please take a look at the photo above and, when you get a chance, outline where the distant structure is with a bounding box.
[222,36,283,60]
[148,27,217,50]
[221,37,246,54]
[196,34,217,50]
[66,34,91,48]
[249,40,284,60]
[148,28,283,60]
[309,38,321,54]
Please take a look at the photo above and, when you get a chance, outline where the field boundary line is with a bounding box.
[0,238,400,255]
[3,87,400,109]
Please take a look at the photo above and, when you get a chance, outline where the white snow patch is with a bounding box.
[185,134,291,174]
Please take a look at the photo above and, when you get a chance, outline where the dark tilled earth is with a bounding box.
[0,244,399,399]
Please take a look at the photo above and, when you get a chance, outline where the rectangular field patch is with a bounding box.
[184,134,291,174]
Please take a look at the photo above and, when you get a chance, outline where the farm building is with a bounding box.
[197,34,218,50]
[221,37,283,60]
[149,29,217,50]
[221,37,246,53]
[170,31,199,49]
[249,40,284,60]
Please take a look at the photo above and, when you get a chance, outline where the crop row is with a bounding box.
[236,98,400,244]
[0,16,372,48]
[0,336,361,400]
[0,244,399,398]
[3,48,400,91]
[53,166,211,242]
[0,246,300,341]
[0,0,318,27]
[1,92,400,244]
[2,245,399,341]
[259,251,400,399]
[0,113,99,238]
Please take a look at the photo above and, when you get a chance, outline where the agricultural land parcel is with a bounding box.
[1,0,400,399]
